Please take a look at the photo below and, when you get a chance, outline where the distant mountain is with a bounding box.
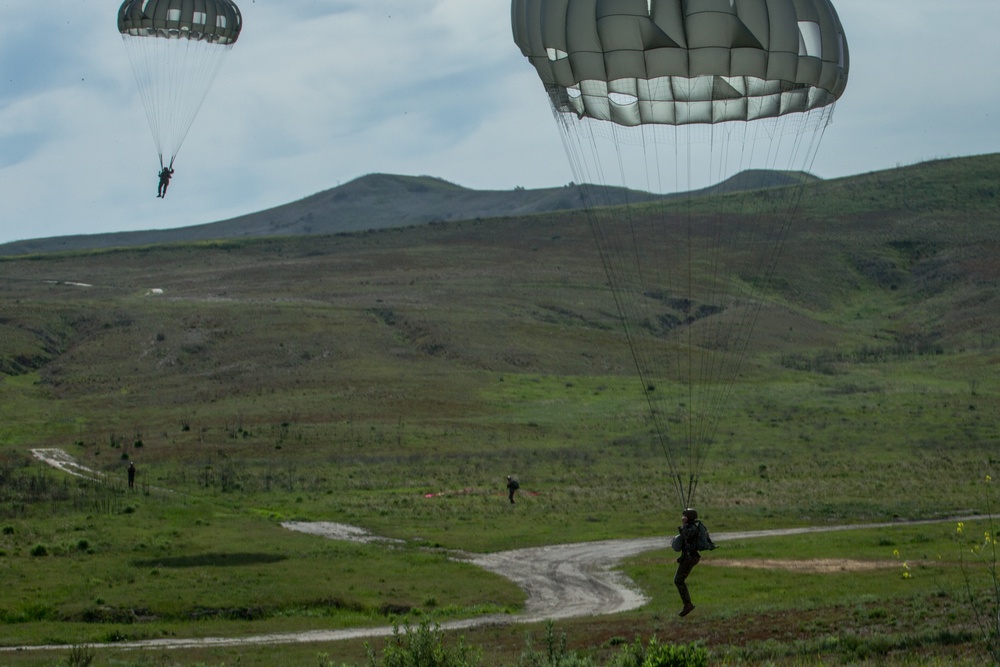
[0,170,813,257]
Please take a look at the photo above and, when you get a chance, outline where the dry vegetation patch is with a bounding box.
[706,558,895,573]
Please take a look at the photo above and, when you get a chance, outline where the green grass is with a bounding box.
[0,482,520,648]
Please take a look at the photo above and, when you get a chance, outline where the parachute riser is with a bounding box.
[672,474,699,510]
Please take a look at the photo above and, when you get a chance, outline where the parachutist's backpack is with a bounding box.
[696,521,717,552]
[671,520,717,553]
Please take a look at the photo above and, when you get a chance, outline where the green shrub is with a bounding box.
[366,620,481,667]
[609,637,707,667]
[66,644,95,667]
[520,620,595,667]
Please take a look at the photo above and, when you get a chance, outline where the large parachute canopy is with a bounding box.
[119,0,243,169]
[512,0,848,508]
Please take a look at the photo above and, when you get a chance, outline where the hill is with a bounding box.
[0,174,650,256]
[0,170,810,257]
[1,153,998,394]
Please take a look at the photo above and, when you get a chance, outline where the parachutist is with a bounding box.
[157,167,174,198]
[671,508,716,617]
[506,475,519,504]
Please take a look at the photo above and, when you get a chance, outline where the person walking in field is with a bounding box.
[671,507,715,617]
[127,461,136,490]
[506,475,519,504]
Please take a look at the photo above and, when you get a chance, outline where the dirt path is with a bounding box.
[6,449,981,653]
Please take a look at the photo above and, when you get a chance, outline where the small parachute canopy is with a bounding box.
[511,0,848,126]
[118,0,242,44]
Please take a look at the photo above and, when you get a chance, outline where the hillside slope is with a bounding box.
[0,174,652,256]
[0,170,810,257]
[1,154,998,387]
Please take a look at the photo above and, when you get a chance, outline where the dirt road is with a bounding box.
[5,449,976,653]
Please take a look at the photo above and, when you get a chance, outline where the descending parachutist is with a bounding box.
[157,167,174,199]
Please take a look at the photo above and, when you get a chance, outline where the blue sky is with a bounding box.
[1,0,998,245]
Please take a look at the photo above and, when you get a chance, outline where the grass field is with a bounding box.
[1,155,1000,665]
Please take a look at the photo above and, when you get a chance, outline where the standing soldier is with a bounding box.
[506,475,520,504]
[127,461,136,490]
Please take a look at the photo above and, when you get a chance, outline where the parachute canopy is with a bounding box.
[118,0,242,43]
[118,0,243,169]
[511,0,849,508]
[512,0,848,126]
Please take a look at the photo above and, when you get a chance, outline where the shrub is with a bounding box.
[609,637,707,667]
[66,644,96,667]
[519,620,594,667]
[30,544,48,557]
[366,620,481,667]
[958,475,1000,664]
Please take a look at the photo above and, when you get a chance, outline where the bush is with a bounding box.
[30,544,48,557]
[642,640,707,667]
[609,637,707,667]
[66,644,96,667]
[365,620,481,667]
[519,621,594,667]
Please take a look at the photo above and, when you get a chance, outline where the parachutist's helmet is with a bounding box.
[682,508,698,521]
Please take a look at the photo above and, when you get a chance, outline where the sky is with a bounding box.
[1,0,999,246]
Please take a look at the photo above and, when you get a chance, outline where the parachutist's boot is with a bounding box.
[679,603,695,617]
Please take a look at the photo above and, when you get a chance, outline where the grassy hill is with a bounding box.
[0,170,816,257]
[0,173,668,257]
[1,153,999,664]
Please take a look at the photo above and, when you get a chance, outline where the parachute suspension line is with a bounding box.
[689,107,837,479]
[615,122,687,487]
[547,105,838,514]
[122,33,234,168]
[695,120,760,473]
[552,109,692,499]
[700,119,756,477]
[645,123,692,505]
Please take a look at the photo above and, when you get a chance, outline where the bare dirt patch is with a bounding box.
[706,558,894,573]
